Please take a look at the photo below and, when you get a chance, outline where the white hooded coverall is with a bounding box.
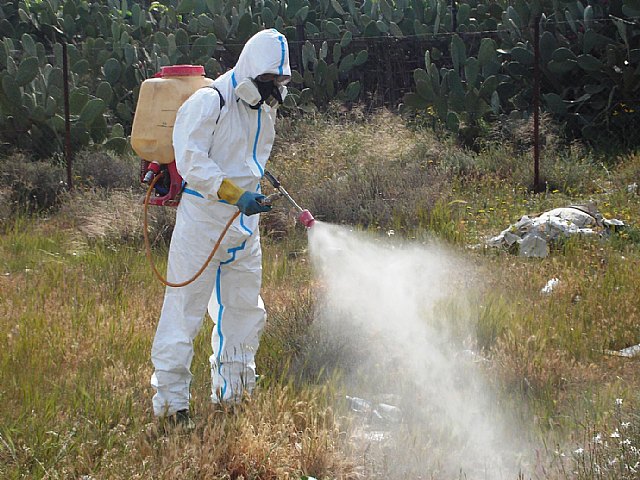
[151,29,290,416]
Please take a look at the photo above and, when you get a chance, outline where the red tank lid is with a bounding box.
[160,65,205,77]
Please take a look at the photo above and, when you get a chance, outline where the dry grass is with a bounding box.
[0,217,357,479]
[272,109,428,195]
[270,109,458,230]
[57,187,176,247]
[134,387,358,479]
[0,187,12,225]
[0,152,66,214]
[1,111,640,478]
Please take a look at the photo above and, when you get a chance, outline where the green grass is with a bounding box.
[1,112,640,478]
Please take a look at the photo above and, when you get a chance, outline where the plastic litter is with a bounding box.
[346,396,402,447]
[604,344,640,358]
[487,205,626,258]
[346,395,372,414]
[373,403,403,423]
[457,349,490,364]
[520,234,549,258]
[603,218,625,231]
[362,430,388,442]
[541,277,560,295]
[345,396,403,424]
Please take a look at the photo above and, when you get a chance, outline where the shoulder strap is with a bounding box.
[205,85,225,124]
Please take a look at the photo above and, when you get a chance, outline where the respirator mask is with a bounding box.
[235,73,290,109]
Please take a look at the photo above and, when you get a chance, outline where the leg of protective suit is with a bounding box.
[208,234,266,403]
[150,202,219,417]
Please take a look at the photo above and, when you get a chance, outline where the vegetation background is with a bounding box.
[1,109,640,478]
[1,0,640,158]
[1,0,640,478]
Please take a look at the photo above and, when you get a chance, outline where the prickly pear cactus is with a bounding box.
[1,0,639,157]
[402,0,640,145]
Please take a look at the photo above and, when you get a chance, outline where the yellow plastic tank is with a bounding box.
[131,65,213,164]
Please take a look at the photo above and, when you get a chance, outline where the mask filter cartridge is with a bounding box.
[234,78,262,107]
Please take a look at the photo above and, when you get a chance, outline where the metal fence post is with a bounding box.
[62,41,73,191]
[296,23,305,75]
[451,0,458,33]
[533,15,541,192]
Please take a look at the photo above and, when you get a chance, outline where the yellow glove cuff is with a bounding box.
[217,178,244,205]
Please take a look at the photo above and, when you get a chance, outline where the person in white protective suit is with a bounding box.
[150,29,291,425]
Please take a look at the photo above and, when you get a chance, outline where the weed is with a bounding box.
[58,188,176,247]
[563,399,640,480]
[72,149,139,190]
[1,111,639,478]
[0,152,65,214]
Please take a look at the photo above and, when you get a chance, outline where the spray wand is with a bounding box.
[263,170,315,228]
[143,169,314,288]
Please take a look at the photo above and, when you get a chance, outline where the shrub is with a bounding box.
[0,188,12,227]
[0,153,66,214]
[486,113,562,155]
[612,152,640,191]
[272,110,454,232]
[72,150,139,190]
[305,158,452,231]
[58,188,175,247]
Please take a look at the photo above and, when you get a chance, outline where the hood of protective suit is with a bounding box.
[233,29,291,83]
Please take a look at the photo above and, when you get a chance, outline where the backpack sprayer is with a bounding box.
[131,65,315,288]
[132,65,211,207]
[142,169,315,287]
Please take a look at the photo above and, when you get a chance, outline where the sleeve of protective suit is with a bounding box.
[173,88,224,201]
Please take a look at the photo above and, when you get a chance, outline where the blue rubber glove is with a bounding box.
[235,191,272,216]
[218,178,272,216]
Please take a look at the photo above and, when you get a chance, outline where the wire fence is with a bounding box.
[2,13,639,191]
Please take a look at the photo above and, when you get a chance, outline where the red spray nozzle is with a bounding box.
[262,170,314,227]
[298,209,315,228]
